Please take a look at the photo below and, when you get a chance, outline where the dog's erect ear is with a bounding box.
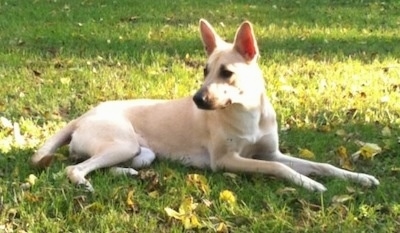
[233,21,259,62]
[199,19,221,56]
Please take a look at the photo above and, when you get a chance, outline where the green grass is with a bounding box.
[1,0,400,232]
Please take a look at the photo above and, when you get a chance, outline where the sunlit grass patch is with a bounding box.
[1,0,400,232]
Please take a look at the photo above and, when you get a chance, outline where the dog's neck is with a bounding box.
[214,93,273,135]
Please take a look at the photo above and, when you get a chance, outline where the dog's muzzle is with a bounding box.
[193,90,214,110]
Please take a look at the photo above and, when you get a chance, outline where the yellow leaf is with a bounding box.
[223,172,238,179]
[299,148,315,159]
[219,190,236,205]
[359,143,382,159]
[182,215,201,229]
[216,222,229,233]
[391,167,400,172]
[126,190,135,209]
[26,174,38,186]
[276,187,297,195]
[164,207,182,220]
[85,202,105,212]
[336,146,354,171]
[179,197,198,214]
[332,194,353,203]
[381,126,391,137]
[24,192,40,203]
[148,190,159,198]
[335,129,347,137]
[318,124,331,132]
[164,197,202,230]
[186,174,210,195]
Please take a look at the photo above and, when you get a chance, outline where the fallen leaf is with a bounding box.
[60,77,70,85]
[346,186,356,194]
[164,197,202,229]
[219,190,236,205]
[318,124,331,132]
[332,194,353,204]
[84,202,105,212]
[276,187,297,195]
[164,207,182,220]
[336,146,354,170]
[183,215,201,230]
[382,139,394,150]
[223,172,238,179]
[13,122,25,145]
[0,117,13,129]
[186,174,210,195]
[352,141,382,160]
[148,190,159,198]
[26,174,38,186]
[126,190,135,210]
[298,148,315,159]
[216,222,229,233]
[391,167,400,173]
[202,198,213,207]
[335,129,347,137]
[179,197,198,214]
[381,126,391,137]
[24,192,41,203]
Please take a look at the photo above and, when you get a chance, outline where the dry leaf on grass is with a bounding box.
[126,190,135,210]
[298,148,315,159]
[216,222,229,233]
[186,174,210,195]
[381,126,391,137]
[219,190,236,205]
[332,194,353,204]
[336,146,354,171]
[352,140,382,161]
[164,197,202,230]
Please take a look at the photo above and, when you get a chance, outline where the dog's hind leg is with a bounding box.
[66,142,140,192]
[270,151,380,187]
[110,147,156,176]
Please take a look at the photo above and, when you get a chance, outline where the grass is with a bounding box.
[1,0,400,232]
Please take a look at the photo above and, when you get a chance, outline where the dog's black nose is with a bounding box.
[193,92,212,110]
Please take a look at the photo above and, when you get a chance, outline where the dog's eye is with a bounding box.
[219,68,233,79]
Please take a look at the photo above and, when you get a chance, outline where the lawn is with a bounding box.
[0,0,400,232]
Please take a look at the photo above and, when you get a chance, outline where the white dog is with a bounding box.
[31,19,380,192]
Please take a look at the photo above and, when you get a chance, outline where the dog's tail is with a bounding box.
[31,119,77,168]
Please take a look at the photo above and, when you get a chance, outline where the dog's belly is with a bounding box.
[175,152,211,169]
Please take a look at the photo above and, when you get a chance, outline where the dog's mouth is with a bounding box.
[193,93,232,110]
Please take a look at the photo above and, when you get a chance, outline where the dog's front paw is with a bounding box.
[77,180,95,192]
[356,173,380,187]
[293,174,327,192]
[305,181,327,192]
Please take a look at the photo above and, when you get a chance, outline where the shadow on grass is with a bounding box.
[8,32,400,64]
[2,0,399,64]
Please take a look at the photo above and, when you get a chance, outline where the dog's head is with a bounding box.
[193,19,265,110]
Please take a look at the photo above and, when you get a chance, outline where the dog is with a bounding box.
[31,19,379,192]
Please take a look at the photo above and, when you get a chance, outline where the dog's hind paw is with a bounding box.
[110,167,139,176]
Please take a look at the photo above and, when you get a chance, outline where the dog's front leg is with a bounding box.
[213,153,327,192]
[269,151,380,187]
